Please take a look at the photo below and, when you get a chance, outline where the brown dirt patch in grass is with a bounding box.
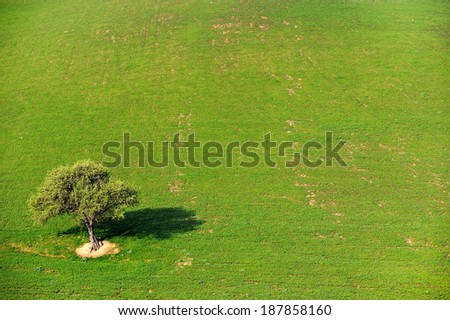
[168,179,182,193]
[177,256,193,269]
[75,241,119,258]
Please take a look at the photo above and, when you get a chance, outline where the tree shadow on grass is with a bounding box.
[61,207,203,240]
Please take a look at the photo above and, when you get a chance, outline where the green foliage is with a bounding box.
[29,160,138,225]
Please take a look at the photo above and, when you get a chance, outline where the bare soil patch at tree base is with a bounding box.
[75,241,119,258]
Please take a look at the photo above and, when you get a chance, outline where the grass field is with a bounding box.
[1,0,449,299]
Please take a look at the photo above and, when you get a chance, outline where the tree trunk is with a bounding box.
[86,220,102,252]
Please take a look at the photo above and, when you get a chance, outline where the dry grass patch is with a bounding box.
[75,241,119,258]
[11,243,66,259]
[177,256,193,269]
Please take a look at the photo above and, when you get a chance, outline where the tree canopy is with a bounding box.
[29,160,139,251]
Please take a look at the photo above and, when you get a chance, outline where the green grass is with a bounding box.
[1,0,449,299]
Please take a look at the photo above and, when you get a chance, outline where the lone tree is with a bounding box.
[29,160,139,252]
